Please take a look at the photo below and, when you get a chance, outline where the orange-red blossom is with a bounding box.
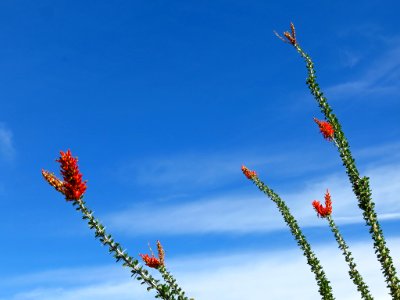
[241,165,257,179]
[140,240,165,269]
[314,118,334,141]
[312,190,333,218]
[42,149,87,201]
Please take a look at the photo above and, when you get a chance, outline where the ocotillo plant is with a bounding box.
[42,23,399,299]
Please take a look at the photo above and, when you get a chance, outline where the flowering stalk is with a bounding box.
[242,166,335,300]
[43,150,192,300]
[313,191,374,300]
[276,23,400,299]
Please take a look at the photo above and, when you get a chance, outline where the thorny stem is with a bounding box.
[74,198,180,300]
[278,23,400,299]
[326,215,374,300]
[158,266,193,300]
[250,175,335,300]
[297,44,400,300]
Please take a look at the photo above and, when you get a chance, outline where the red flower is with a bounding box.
[312,190,333,218]
[56,150,87,201]
[314,118,334,141]
[139,254,162,269]
[140,241,165,269]
[241,165,257,179]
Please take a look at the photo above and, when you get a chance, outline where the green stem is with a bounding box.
[291,43,400,299]
[158,266,192,300]
[326,215,374,300]
[73,198,174,300]
[251,176,335,300]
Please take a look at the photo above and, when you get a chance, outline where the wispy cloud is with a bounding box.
[0,265,152,300]
[3,238,400,299]
[1,266,128,288]
[114,151,279,190]
[179,239,400,300]
[113,146,343,194]
[115,139,400,195]
[326,41,400,99]
[339,49,362,68]
[3,282,151,300]
[105,160,400,235]
[0,123,15,162]
[354,141,400,162]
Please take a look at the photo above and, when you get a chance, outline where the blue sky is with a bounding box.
[1,1,400,299]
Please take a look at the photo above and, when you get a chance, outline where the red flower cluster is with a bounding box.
[56,150,87,201]
[314,118,334,141]
[312,190,333,218]
[241,165,257,179]
[140,241,165,269]
[140,254,162,269]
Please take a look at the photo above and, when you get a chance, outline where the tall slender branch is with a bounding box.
[276,23,400,299]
